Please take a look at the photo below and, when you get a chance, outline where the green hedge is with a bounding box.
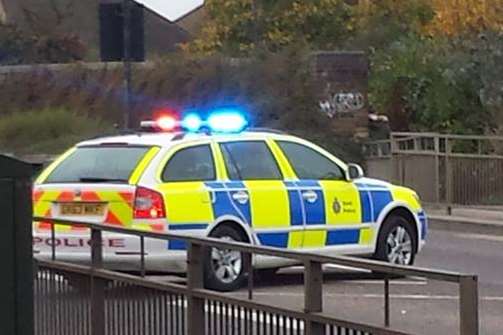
[0,108,112,154]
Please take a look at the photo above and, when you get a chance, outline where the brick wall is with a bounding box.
[312,51,369,139]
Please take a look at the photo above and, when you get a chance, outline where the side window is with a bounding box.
[277,141,345,180]
[220,141,282,180]
[162,145,215,182]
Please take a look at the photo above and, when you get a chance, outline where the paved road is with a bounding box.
[225,228,503,335]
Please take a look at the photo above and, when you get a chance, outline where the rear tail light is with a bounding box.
[133,187,166,219]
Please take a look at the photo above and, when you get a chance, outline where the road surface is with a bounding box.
[221,228,503,335]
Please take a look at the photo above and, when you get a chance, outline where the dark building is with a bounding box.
[0,0,197,60]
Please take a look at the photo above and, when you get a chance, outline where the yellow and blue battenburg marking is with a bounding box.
[205,181,252,223]
[167,223,209,250]
[167,181,253,250]
[284,180,364,248]
[355,182,394,223]
[418,210,428,240]
[166,179,420,250]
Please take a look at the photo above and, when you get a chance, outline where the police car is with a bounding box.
[33,109,427,291]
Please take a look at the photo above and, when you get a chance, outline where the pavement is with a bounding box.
[426,204,503,236]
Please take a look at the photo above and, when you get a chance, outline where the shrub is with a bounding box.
[0,108,113,154]
[369,34,492,134]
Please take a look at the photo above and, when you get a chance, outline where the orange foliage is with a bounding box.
[427,0,503,35]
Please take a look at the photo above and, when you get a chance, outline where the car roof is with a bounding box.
[77,131,300,148]
[76,130,349,171]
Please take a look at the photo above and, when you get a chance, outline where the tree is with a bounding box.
[346,0,435,50]
[369,35,492,134]
[0,0,86,65]
[0,22,86,64]
[427,0,503,36]
[183,0,353,55]
[471,32,503,134]
[0,24,30,64]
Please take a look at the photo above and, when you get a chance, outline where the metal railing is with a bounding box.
[364,132,503,205]
[33,216,479,335]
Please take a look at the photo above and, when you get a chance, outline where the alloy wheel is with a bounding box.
[210,236,243,284]
[386,226,413,265]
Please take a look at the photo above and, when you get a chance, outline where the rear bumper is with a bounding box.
[33,231,188,273]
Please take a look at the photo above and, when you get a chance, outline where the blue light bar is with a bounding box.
[181,113,203,132]
[207,110,248,133]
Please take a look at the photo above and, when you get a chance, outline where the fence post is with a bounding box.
[304,260,324,335]
[90,228,105,335]
[389,134,398,184]
[459,275,479,335]
[445,137,453,204]
[187,242,206,335]
[434,135,441,203]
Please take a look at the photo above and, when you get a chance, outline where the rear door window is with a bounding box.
[45,146,152,184]
[220,141,283,180]
[162,144,216,182]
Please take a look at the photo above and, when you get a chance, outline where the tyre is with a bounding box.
[374,215,416,266]
[204,225,247,291]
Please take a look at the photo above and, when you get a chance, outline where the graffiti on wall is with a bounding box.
[319,92,365,118]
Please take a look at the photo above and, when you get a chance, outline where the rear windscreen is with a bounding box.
[44,146,152,184]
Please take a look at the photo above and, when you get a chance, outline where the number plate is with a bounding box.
[60,203,105,216]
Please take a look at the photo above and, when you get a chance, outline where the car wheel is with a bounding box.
[375,215,416,266]
[204,225,247,292]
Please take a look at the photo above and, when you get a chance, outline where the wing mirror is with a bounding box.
[347,163,364,180]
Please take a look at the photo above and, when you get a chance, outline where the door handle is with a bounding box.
[202,187,216,204]
[203,191,216,204]
[302,190,318,203]
[232,191,249,204]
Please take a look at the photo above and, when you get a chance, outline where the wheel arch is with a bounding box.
[375,202,420,253]
[206,215,254,244]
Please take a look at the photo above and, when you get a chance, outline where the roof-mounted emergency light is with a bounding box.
[207,109,248,133]
[140,108,248,134]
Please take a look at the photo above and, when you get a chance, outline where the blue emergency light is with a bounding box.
[181,113,203,132]
[206,109,248,133]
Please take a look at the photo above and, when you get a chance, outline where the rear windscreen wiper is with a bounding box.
[79,177,128,183]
